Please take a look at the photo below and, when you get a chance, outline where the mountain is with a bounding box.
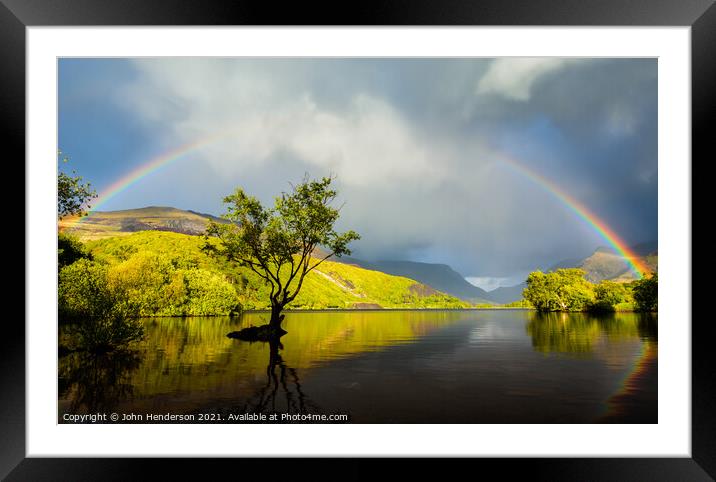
[484,283,527,304]
[334,258,494,305]
[59,206,226,241]
[478,241,659,303]
[546,257,584,272]
[578,245,658,282]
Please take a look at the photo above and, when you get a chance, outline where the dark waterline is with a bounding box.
[58,310,657,424]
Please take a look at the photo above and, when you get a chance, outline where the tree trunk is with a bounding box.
[269,302,285,330]
[226,302,286,341]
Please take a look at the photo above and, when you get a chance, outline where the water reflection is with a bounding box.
[59,311,461,419]
[59,349,142,414]
[230,337,320,419]
[526,311,657,356]
[58,310,657,423]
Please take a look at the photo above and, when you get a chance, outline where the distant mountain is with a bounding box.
[539,243,658,283]
[477,241,659,303]
[336,258,494,305]
[485,283,527,304]
[546,257,584,272]
[578,244,657,282]
[59,206,227,241]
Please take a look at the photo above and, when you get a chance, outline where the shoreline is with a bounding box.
[62,307,660,319]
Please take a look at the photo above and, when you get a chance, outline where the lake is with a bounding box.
[58,310,657,423]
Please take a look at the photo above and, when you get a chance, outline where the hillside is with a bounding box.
[84,231,469,312]
[335,258,494,305]
[59,206,491,306]
[59,206,226,241]
[58,206,656,305]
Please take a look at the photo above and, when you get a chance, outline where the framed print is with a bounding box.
[5,0,714,479]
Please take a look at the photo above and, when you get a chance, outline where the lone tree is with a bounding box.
[58,150,97,219]
[203,175,360,338]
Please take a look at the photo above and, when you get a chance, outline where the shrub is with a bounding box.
[590,280,628,312]
[58,259,143,352]
[58,232,91,269]
[632,272,658,312]
[523,269,595,312]
[161,268,242,316]
[98,250,241,317]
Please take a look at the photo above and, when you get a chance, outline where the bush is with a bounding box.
[162,268,242,316]
[590,280,628,312]
[58,259,143,352]
[632,272,658,312]
[91,249,242,317]
[523,269,595,312]
[58,232,91,269]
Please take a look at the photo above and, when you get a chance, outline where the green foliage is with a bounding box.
[58,232,92,269]
[154,266,242,316]
[203,175,360,323]
[502,299,532,308]
[523,269,596,312]
[88,246,241,317]
[632,272,658,312]
[58,259,143,352]
[523,268,645,313]
[591,280,628,312]
[81,231,466,312]
[58,151,97,219]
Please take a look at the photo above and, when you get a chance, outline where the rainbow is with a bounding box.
[66,129,237,228]
[498,156,651,278]
[66,131,651,279]
[600,338,658,421]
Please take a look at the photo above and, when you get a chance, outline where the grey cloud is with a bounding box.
[110,57,656,277]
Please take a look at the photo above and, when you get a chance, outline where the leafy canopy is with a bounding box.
[58,150,97,219]
[632,272,658,312]
[523,268,642,313]
[58,259,144,352]
[523,268,596,312]
[203,175,360,311]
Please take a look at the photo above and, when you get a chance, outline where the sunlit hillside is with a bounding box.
[85,231,469,311]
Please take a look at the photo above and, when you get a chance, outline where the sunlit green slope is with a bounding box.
[86,231,469,311]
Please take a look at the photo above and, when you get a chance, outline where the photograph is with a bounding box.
[56,57,658,425]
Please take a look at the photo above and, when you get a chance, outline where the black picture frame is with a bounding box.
[5,0,712,479]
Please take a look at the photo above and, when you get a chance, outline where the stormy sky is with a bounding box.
[58,58,657,287]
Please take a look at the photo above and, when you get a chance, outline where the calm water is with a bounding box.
[58,310,657,423]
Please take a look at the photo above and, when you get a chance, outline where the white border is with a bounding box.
[27,27,691,457]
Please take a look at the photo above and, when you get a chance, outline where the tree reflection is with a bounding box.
[58,349,141,415]
[635,312,658,341]
[526,311,655,355]
[238,336,322,418]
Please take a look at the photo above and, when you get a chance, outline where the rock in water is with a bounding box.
[227,324,287,342]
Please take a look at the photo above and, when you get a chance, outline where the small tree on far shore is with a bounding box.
[58,150,97,219]
[203,175,360,336]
